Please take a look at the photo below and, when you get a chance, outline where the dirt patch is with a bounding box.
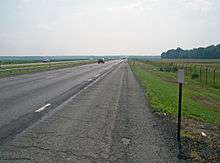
[182,118,219,145]
[181,118,220,162]
[192,96,220,111]
[154,112,220,162]
[181,137,220,163]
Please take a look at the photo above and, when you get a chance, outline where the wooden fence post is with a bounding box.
[213,69,216,85]
[205,68,208,84]
[200,66,202,82]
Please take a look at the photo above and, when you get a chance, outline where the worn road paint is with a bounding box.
[35,104,51,113]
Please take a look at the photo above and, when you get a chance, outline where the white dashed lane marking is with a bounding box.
[35,104,51,113]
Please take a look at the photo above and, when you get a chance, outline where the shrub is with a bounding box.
[191,71,199,79]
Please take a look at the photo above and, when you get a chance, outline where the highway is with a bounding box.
[0,61,182,162]
[0,61,119,143]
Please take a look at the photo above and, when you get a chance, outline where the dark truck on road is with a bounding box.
[98,58,105,64]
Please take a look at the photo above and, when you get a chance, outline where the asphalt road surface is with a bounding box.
[0,61,185,162]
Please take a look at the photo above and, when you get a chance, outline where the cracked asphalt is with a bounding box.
[0,62,186,162]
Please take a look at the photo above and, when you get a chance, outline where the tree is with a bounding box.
[161,44,220,59]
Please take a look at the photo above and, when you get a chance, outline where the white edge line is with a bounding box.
[35,103,51,113]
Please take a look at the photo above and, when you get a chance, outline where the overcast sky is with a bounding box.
[0,0,220,56]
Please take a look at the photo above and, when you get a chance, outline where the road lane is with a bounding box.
[0,62,183,162]
[0,61,120,143]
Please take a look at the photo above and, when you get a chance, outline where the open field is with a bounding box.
[129,60,220,124]
[0,60,95,78]
[129,60,220,161]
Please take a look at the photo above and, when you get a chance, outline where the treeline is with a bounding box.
[161,44,220,59]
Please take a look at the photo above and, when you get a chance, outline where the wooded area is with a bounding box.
[161,44,220,59]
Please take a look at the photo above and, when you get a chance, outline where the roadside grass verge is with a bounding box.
[0,61,94,79]
[129,61,220,124]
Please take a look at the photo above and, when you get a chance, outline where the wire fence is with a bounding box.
[158,62,220,88]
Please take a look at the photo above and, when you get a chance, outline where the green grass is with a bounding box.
[130,61,220,124]
[0,61,94,78]
[0,60,39,65]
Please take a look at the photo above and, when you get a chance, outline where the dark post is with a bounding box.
[200,66,202,82]
[178,83,183,142]
[177,69,184,158]
[205,68,208,84]
[213,69,216,85]
[177,69,184,142]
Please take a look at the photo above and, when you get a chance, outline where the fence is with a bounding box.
[157,62,219,88]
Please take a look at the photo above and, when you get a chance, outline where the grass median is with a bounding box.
[0,60,95,79]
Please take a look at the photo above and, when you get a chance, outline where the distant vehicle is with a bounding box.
[42,59,50,63]
[98,58,105,64]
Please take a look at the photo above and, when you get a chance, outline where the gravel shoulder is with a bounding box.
[0,62,186,162]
